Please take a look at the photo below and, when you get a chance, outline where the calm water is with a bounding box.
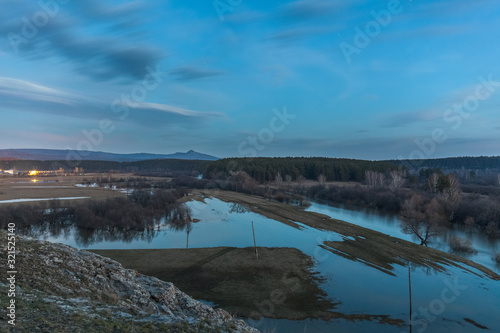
[305,201,500,273]
[40,198,500,333]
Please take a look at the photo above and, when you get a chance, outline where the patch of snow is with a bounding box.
[0,197,91,204]
[75,183,98,188]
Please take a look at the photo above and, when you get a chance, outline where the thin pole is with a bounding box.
[251,221,258,259]
[409,266,412,333]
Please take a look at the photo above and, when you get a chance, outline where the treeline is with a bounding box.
[3,156,499,184]
[172,174,311,207]
[394,156,500,171]
[302,174,500,239]
[0,159,210,175]
[205,157,402,183]
[302,185,411,213]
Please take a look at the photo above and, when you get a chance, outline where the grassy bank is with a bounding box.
[92,247,405,325]
[92,247,333,320]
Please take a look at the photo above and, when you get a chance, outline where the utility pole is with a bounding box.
[251,221,258,259]
[409,266,413,333]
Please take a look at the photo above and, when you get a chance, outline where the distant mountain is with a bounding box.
[0,149,219,162]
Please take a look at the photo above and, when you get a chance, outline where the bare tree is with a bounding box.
[427,173,439,193]
[400,195,444,246]
[365,170,376,186]
[275,172,283,188]
[464,216,475,232]
[439,174,461,221]
[365,171,384,187]
[389,170,405,190]
[486,221,500,238]
[318,174,326,186]
[231,171,258,194]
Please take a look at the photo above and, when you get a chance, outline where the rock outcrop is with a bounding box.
[0,231,258,332]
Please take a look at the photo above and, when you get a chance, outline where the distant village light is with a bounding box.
[29,170,38,176]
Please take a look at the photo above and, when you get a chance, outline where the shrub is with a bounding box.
[493,253,500,264]
[448,237,477,254]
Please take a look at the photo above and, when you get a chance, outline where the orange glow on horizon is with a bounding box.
[29,170,38,176]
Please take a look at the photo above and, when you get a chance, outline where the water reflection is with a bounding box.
[25,222,162,247]
[306,201,500,272]
[20,197,500,333]
[229,203,251,214]
[74,228,159,247]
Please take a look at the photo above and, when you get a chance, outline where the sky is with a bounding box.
[1,0,500,160]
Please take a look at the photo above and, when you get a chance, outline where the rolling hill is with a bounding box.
[0,149,219,162]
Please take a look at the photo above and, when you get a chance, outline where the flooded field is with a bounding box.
[306,201,500,273]
[35,194,500,332]
[0,174,129,202]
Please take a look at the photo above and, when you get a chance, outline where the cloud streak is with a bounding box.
[1,1,162,82]
[278,0,349,21]
[169,67,225,81]
[0,77,76,106]
[0,77,223,129]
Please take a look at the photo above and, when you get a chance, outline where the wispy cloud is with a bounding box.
[269,26,336,42]
[0,77,223,128]
[131,102,224,118]
[169,67,225,81]
[0,77,75,105]
[278,0,348,21]
[379,109,440,128]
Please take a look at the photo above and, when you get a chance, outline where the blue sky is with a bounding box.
[1,0,500,159]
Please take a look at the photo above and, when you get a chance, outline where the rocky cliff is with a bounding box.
[0,231,258,332]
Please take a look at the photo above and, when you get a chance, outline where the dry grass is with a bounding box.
[92,247,404,326]
[92,247,334,320]
[0,174,131,203]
